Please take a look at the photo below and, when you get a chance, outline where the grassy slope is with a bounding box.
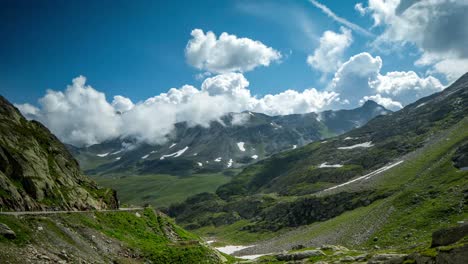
[195,118,468,251]
[93,173,232,208]
[0,208,225,263]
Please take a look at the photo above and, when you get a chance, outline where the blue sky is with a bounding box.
[3,0,467,146]
[1,0,431,104]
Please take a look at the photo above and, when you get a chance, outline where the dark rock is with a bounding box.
[436,244,468,264]
[291,244,305,250]
[0,223,16,239]
[367,253,407,264]
[276,249,325,261]
[431,223,468,247]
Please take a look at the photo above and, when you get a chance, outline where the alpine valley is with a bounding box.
[71,101,390,207]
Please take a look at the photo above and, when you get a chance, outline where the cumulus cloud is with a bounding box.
[185,29,282,73]
[112,95,134,113]
[329,52,444,109]
[21,76,122,146]
[307,27,353,74]
[18,74,339,146]
[359,0,468,81]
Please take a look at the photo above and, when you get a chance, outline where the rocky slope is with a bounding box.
[0,96,118,211]
[0,208,225,263]
[71,101,390,176]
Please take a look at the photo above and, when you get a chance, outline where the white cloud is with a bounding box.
[362,0,468,81]
[329,52,444,109]
[112,95,134,113]
[22,76,122,146]
[360,94,402,110]
[354,3,367,16]
[253,88,339,116]
[185,29,282,73]
[17,74,338,146]
[309,0,374,37]
[307,27,353,73]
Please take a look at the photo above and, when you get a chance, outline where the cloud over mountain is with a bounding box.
[329,52,444,110]
[185,29,282,73]
[358,0,468,81]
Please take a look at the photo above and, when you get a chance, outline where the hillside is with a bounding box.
[167,73,468,252]
[0,208,225,263]
[0,95,225,263]
[0,96,117,211]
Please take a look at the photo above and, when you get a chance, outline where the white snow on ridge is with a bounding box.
[141,154,149,159]
[115,157,121,160]
[97,153,109,157]
[344,137,355,140]
[293,145,297,149]
[197,162,203,167]
[237,142,246,152]
[416,102,426,108]
[169,143,176,149]
[338,141,374,150]
[227,159,233,168]
[319,162,343,168]
[251,155,258,159]
[323,160,404,192]
[214,157,222,162]
[110,150,122,155]
[160,146,189,160]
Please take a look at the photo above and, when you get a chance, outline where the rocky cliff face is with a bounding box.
[0,96,118,211]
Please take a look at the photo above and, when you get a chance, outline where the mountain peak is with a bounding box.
[361,100,381,108]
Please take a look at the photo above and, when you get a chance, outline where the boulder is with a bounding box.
[276,249,325,261]
[367,253,407,264]
[436,244,468,264]
[0,223,16,239]
[431,223,468,247]
[320,244,349,252]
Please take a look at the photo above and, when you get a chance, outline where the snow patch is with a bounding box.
[215,245,253,255]
[227,159,233,168]
[169,143,176,149]
[110,150,122,155]
[141,154,149,159]
[160,146,189,160]
[323,160,404,192]
[115,157,121,160]
[338,141,373,150]
[193,153,198,156]
[292,145,297,149]
[270,122,282,129]
[416,102,426,108]
[248,112,254,116]
[197,162,203,167]
[96,153,109,157]
[238,254,268,260]
[344,137,355,140]
[214,157,222,162]
[237,142,246,152]
[319,162,343,168]
[251,155,258,159]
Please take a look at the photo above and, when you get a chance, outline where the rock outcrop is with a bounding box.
[431,223,468,247]
[0,96,118,211]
